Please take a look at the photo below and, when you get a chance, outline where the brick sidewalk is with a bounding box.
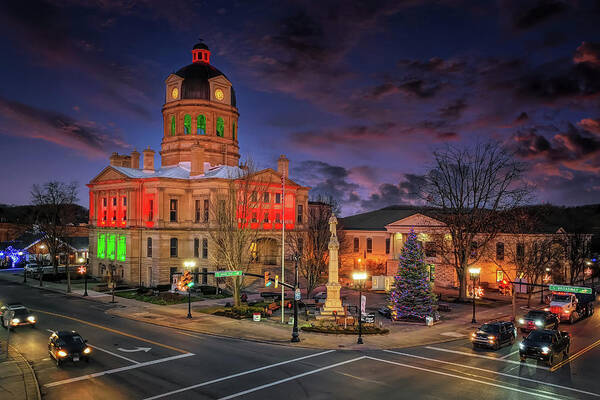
[0,345,41,400]
[0,269,533,350]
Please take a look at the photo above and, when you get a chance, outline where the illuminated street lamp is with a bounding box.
[469,267,481,324]
[183,260,196,319]
[352,271,368,345]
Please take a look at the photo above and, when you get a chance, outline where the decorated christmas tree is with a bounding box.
[390,229,437,321]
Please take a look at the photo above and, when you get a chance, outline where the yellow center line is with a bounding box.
[31,309,189,354]
[551,337,600,372]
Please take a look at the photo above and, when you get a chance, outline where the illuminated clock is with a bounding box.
[171,87,179,99]
[215,88,224,101]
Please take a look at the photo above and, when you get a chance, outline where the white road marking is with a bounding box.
[500,350,520,359]
[88,345,139,364]
[44,353,194,388]
[425,346,549,370]
[367,356,558,400]
[440,332,465,338]
[117,347,151,353]
[383,350,600,398]
[217,357,366,400]
[143,350,336,400]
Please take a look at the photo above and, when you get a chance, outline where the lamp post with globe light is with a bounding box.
[469,267,481,324]
[184,260,196,319]
[353,271,367,344]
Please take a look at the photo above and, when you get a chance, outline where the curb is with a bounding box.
[8,345,41,400]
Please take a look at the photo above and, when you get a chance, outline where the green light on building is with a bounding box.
[117,235,126,262]
[97,234,106,259]
[107,234,116,260]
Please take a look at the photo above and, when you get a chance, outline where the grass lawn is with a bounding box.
[115,291,205,305]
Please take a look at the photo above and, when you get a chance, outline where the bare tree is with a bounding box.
[561,232,592,285]
[31,181,79,275]
[287,196,348,297]
[208,162,267,307]
[424,142,530,301]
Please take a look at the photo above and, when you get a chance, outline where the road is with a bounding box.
[2,278,600,399]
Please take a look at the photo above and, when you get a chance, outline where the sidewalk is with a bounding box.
[0,346,41,400]
[0,269,533,350]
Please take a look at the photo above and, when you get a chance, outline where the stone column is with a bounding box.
[320,215,345,317]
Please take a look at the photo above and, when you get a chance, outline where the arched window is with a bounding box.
[216,117,224,137]
[197,115,206,134]
[170,116,176,136]
[232,121,236,141]
[184,114,191,134]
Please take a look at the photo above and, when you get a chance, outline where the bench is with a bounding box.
[337,316,355,326]
[438,304,452,312]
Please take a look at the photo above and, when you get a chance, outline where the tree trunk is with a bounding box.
[457,268,467,301]
[52,250,59,275]
[66,255,71,294]
[233,276,241,307]
[512,284,517,321]
[527,286,532,308]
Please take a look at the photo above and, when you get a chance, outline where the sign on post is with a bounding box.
[549,284,592,294]
[294,288,301,301]
[360,295,366,314]
[214,270,243,278]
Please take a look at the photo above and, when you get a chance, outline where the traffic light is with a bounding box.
[264,271,271,287]
[180,271,194,290]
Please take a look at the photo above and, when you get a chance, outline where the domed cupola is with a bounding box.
[160,41,240,169]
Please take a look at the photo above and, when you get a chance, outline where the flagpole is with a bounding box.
[281,172,285,323]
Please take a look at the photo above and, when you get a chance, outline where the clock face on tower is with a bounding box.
[215,88,224,101]
[171,87,179,99]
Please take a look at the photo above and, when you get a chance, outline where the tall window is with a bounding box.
[297,205,303,224]
[385,238,390,254]
[216,117,224,137]
[232,121,236,141]
[263,212,269,223]
[202,238,208,259]
[366,238,373,253]
[117,236,126,262]
[275,213,281,223]
[263,192,270,203]
[197,115,206,134]
[170,199,178,222]
[424,242,436,257]
[203,199,209,222]
[516,243,525,263]
[353,237,359,252]
[170,238,178,258]
[170,115,176,136]
[251,212,257,223]
[148,199,154,221]
[147,237,152,257]
[184,114,191,134]
[275,193,281,204]
[202,268,208,284]
[97,234,106,259]
[195,200,201,222]
[496,242,504,261]
[107,234,116,260]
[194,238,200,258]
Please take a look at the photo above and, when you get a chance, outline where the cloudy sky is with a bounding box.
[0,0,599,216]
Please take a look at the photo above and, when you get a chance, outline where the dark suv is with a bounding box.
[471,321,517,350]
[518,310,559,334]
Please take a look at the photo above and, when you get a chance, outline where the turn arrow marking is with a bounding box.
[118,347,151,353]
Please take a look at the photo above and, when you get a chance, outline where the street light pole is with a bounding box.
[353,272,367,345]
[184,260,196,319]
[291,255,300,343]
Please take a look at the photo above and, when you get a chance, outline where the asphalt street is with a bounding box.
[2,277,600,399]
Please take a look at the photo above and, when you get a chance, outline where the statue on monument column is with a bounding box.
[319,213,345,317]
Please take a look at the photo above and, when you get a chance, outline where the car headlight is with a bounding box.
[27,316,35,322]
[535,320,543,327]
[519,318,524,324]
[83,347,91,354]
[471,332,476,338]
[487,335,495,340]
[57,350,68,357]
[11,318,20,324]
[541,346,550,354]
[519,343,525,350]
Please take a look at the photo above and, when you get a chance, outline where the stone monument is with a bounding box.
[320,215,345,317]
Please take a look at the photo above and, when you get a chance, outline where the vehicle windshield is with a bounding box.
[527,331,553,344]
[552,295,571,302]
[479,324,499,333]
[13,309,31,317]
[61,335,85,345]
[526,311,546,319]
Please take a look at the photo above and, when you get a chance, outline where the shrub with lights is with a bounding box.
[389,229,437,321]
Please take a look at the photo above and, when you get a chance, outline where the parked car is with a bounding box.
[519,329,570,366]
[313,292,327,302]
[518,310,559,334]
[378,306,392,319]
[24,264,40,276]
[471,321,517,350]
[48,331,92,367]
[1,305,36,329]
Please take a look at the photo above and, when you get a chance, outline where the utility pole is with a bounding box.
[281,173,285,324]
[291,255,300,343]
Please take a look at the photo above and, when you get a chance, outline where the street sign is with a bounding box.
[214,270,243,278]
[549,284,592,294]
[294,288,301,300]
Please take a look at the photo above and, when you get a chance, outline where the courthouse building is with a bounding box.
[87,42,309,287]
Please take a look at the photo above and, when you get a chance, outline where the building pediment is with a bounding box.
[251,168,306,189]
[385,213,446,233]
[89,166,130,184]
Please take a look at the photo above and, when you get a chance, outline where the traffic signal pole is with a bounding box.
[187,288,192,319]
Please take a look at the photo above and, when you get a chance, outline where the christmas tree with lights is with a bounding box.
[390,229,437,321]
